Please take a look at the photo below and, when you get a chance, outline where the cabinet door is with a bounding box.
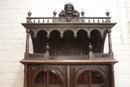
[31,65,67,87]
[34,70,62,87]
[71,65,107,87]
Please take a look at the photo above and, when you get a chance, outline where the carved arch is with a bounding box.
[89,28,103,38]
[35,29,48,38]
[32,66,64,86]
[48,29,61,38]
[75,67,108,87]
[62,28,76,38]
[76,28,89,38]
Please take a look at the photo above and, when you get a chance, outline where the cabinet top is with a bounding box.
[20,59,118,64]
[24,2,114,24]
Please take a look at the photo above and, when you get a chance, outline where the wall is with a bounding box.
[114,0,130,87]
[0,0,130,87]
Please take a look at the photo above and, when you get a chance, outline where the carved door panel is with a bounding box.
[71,65,107,87]
[30,65,67,87]
[76,70,105,87]
[34,70,62,87]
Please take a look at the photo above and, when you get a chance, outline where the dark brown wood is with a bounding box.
[108,29,114,58]
[24,29,30,58]
[110,64,115,87]
[20,2,118,87]
[24,64,27,87]
[20,59,118,64]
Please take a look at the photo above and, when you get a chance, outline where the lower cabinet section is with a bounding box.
[26,64,112,87]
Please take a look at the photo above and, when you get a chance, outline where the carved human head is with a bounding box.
[64,3,74,14]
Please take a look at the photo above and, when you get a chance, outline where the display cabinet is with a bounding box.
[20,3,118,87]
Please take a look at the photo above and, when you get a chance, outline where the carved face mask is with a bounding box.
[66,5,73,14]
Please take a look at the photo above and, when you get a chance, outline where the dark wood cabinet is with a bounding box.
[23,61,115,87]
[20,3,118,87]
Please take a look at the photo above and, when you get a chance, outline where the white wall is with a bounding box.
[0,0,130,87]
[114,0,130,87]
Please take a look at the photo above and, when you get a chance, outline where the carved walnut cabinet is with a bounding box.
[20,3,118,87]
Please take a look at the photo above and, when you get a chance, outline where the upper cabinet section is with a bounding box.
[22,3,116,60]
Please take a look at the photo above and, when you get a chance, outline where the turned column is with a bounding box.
[25,29,30,58]
[108,29,114,58]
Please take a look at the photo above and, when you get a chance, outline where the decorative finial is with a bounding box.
[53,9,57,17]
[88,42,94,59]
[89,42,93,51]
[46,43,50,51]
[106,9,110,17]
[81,9,85,17]
[28,10,32,17]
[44,43,50,59]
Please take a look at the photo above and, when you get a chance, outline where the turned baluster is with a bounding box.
[108,29,114,58]
[25,29,30,58]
